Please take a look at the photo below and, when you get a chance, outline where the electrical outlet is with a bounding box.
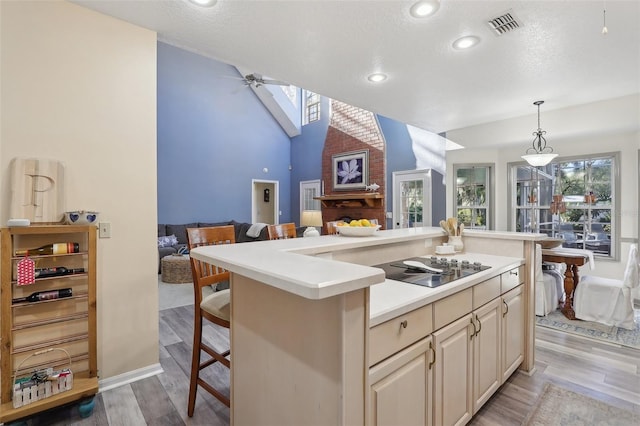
[99,222,111,238]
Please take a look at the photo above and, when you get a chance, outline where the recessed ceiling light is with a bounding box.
[367,73,388,83]
[410,1,440,18]
[452,35,480,50]
[187,0,217,7]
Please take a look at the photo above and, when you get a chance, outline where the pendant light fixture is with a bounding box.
[602,2,608,34]
[521,100,558,167]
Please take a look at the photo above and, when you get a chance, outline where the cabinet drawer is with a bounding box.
[433,287,472,330]
[370,304,433,366]
[501,266,523,294]
[473,276,501,309]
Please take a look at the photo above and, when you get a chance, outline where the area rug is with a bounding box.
[535,308,640,349]
[524,383,640,425]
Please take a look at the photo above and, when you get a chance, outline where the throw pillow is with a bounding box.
[157,234,178,248]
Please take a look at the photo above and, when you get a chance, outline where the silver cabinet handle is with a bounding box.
[400,320,408,329]
[474,314,482,337]
[503,299,509,317]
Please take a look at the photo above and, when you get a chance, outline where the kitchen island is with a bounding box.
[190,227,546,425]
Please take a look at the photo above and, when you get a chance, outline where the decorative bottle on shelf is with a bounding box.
[35,267,85,279]
[15,243,79,257]
[12,288,73,304]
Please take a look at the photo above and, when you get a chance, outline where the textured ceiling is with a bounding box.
[72,0,639,144]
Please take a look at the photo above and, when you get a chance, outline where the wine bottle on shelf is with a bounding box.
[15,243,80,257]
[12,288,73,304]
[34,267,85,279]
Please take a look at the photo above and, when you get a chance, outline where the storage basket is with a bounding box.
[161,254,192,283]
[12,348,74,408]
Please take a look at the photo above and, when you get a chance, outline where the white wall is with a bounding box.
[1,1,159,379]
[446,95,640,280]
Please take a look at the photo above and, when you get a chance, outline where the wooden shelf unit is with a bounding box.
[315,192,384,208]
[0,225,98,423]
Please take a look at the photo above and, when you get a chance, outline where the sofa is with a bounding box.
[158,220,307,272]
[158,220,272,269]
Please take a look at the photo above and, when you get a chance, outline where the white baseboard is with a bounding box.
[98,363,164,393]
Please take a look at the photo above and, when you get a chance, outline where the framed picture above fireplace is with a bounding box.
[332,150,369,191]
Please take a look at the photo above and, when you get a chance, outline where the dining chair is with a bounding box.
[325,221,340,235]
[574,244,639,330]
[534,244,565,316]
[267,223,297,240]
[186,225,235,415]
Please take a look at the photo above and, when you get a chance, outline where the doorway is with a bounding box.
[299,179,321,218]
[252,179,279,224]
[392,169,441,229]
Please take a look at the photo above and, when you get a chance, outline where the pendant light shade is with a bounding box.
[521,100,558,167]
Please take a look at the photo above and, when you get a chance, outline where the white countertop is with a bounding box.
[369,253,524,326]
[190,227,542,300]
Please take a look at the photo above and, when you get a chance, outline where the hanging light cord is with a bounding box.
[602,1,608,34]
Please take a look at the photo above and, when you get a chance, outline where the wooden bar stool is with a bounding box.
[186,225,235,415]
[266,223,297,240]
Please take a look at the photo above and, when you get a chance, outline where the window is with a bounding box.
[281,85,297,106]
[453,164,492,230]
[509,153,619,259]
[303,90,320,124]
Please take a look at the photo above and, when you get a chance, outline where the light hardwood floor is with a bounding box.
[18,306,640,425]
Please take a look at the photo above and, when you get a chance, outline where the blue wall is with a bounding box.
[377,115,417,228]
[157,42,292,224]
[157,43,443,227]
[289,97,331,225]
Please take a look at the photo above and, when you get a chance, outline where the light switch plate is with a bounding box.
[99,222,111,238]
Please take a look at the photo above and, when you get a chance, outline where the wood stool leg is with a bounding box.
[188,313,203,417]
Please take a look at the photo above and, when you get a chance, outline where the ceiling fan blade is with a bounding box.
[245,72,289,87]
[230,83,250,94]
[219,74,246,82]
[261,79,290,86]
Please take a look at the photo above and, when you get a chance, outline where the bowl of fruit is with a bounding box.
[335,219,381,237]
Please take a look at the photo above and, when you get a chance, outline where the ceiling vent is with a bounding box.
[487,11,522,35]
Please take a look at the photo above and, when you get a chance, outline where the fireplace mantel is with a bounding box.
[315,193,384,208]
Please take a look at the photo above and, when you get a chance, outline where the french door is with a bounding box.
[392,170,432,229]
[299,180,321,217]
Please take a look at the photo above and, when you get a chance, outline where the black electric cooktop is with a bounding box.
[374,256,491,288]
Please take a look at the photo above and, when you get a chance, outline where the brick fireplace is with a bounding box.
[318,100,386,230]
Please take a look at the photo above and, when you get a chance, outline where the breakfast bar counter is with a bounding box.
[190,227,546,425]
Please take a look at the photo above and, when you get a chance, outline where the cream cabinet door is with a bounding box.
[369,337,433,426]
[501,285,524,382]
[472,297,502,413]
[433,314,473,426]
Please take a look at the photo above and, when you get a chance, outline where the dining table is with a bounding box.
[542,248,593,320]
